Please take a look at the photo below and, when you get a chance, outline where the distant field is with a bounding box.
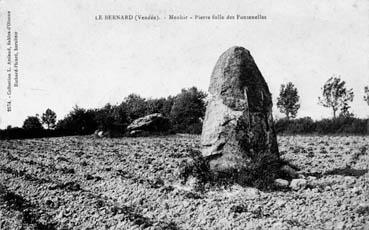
[0,135,368,229]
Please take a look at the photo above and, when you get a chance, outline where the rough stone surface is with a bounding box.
[127,113,170,135]
[280,165,298,179]
[93,130,105,138]
[93,129,115,138]
[290,179,307,190]
[201,46,279,172]
[274,179,289,188]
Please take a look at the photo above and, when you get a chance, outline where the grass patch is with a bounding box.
[179,149,294,191]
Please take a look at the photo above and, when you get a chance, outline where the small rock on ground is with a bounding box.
[290,179,307,190]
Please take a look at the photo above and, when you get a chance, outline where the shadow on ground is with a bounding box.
[303,166,368,178]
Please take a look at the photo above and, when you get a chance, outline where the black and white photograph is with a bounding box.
[0,0,368,229]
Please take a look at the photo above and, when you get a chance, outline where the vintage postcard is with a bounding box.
[0,0,368,229]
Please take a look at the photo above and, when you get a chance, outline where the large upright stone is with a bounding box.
[201,46,279,172]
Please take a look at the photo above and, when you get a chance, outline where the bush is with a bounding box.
[275,117,368,135]
[23,116,43,130]
[275,117,315,134]
[0,127,67,139]
[179,148,289,191]
[315,117,368,135]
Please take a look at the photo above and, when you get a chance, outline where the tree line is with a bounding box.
[1,76,369,139]
[1,87,207,139]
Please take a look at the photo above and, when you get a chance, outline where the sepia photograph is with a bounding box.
[0,0,368,229]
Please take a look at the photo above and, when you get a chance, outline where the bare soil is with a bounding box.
[0,135,368,229]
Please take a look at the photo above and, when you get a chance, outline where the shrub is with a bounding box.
[316,117,368,134]
[275,117,315,134]
[23,116,43,131]
[178,148,288,191]
[275,117,368,135]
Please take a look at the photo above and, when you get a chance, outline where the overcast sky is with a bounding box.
[0,0,368,128]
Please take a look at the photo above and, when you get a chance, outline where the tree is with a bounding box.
[364,86,369,106]
[318,76,354,118]
[93,104,115,130]
[145,97,174,117]
[93,103,129,134]
[161,96,175,117]
[114,102,130,125]
[56,105,97,135]
[276,82,300,119]
[170,87,207,134]
[124,94,147,121]
[41,108,57,129]
[146,98,166,115]
[23,116,43,130]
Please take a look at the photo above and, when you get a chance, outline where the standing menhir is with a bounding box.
[201,46,279,173]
